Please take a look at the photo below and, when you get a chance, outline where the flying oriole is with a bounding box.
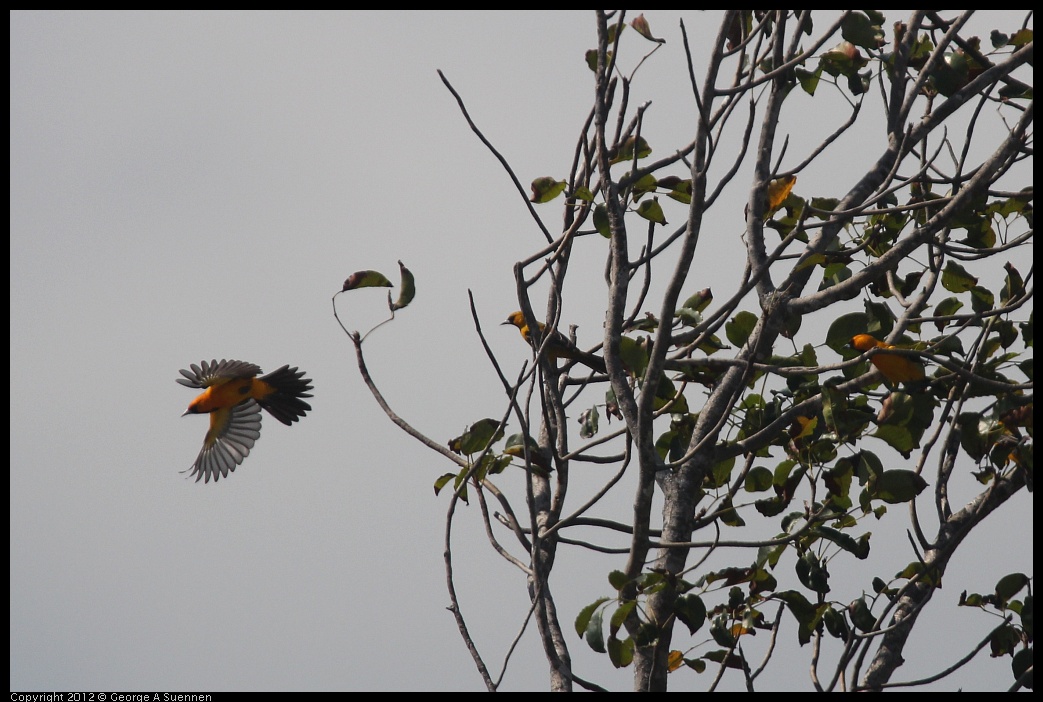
[503,311,606,374]
[849,334,926,385]
[178,359,313,483]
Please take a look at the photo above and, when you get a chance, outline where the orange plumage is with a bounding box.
[849,334,925,385]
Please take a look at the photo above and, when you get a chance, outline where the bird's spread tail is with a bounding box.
[257,365,313,425]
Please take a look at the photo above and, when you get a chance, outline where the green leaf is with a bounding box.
[683,656,707,673]
[680,287,713,315]
[744,466,774,492]
[585,607,606,653]
[608,635,635,668]
[871,424,916,456]
[433,467,470,501]
[635,197,667,225]
[653,374,688,414]
[432,472,457,496]
[608,570,629,591]
[1020,594,1033,640]
[811,525,871,560]
[970,285,996,314]
[795,66,823,95]
[942,261,978,293]
[388,260,415,312]
[849,597,877,632]
[824,460,854,505]
[820,41,868,78]
[473,451,511,480]
[658,175,693,204]
[630,173,659,201]
[709,614,737,647]
[610,135,652,164]
[822,607,850,639]
[575,597,610,638]
[610,600,637,636]
[841,11,885,50]
[1009,28,1034,48]
[502,433,551,475]
[725,310,758,347]
[529,176,567,203]
[696,333,729,356]
[633,622,660,647]
[1011,647,1033,687]
[585,49,613,72]
[448,418,505,456]
[754,495,788,517]
[675,594,707,636]
[929,49,985,97]
[868,469,928,504]
[593,203,612,238]
[796,550,830,594]
[776,590,820,644]
[826,312,871,351]
[572,186,595,202]
[1002,262,1026,305]
[933,296,964,331]
[619,335,649,376]
[990,624,1021,657]
[996,573,1030,603]
[703,648,746,669]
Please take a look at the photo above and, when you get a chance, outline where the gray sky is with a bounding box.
[10,10,1032,691]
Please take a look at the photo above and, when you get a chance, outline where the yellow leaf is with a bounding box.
[530,176,567,203]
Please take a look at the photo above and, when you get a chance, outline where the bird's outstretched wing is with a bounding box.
[176,359,262,388]
[183,398,263,483]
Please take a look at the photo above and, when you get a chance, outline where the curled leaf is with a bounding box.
[631,14,665,43]
[530,176,567,203]
[389,260,415,311]
[342,270,393,291]
[680,287,713,314]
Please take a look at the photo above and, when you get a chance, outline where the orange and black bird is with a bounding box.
[848,334,926,385]
[177,359,313,483]
[503,311,606,374]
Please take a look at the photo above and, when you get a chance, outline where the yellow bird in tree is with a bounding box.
[767,175,797,211]
[849,334,926,385]
[503,311,606,374]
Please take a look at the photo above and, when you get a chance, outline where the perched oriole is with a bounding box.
[503,311,606,373]
[178,359,313,483]
[849,334,926,385]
